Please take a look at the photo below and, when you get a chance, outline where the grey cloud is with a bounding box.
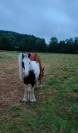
[0,0,78,42]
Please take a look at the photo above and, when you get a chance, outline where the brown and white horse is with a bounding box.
[18,53,44,102]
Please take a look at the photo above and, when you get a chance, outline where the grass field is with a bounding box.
[0,51,78,133]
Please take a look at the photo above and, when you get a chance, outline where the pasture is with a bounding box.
[0,51,78,133]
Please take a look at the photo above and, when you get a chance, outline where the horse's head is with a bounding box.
[22,53,31,77]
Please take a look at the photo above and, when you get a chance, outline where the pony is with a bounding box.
[18,53,44,102]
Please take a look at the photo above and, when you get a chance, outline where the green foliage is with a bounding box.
[0,30,47,52]
[48,37,78,53]
[0,30,78,53]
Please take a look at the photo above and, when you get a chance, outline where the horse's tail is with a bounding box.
[18,53,23,81]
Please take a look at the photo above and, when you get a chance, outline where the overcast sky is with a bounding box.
[0,0,78,42]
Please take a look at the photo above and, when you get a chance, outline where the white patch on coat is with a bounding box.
[31,61,40,80]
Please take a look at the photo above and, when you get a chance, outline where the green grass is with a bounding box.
[0,52,78,133]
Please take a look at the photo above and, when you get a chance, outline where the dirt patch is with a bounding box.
[0,60,24,110]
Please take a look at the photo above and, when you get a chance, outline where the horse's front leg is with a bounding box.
[30,85,36,102]
[22,85,28,102]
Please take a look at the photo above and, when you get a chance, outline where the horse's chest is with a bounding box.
[24,70,36,86]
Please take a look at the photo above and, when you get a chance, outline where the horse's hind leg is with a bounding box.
[30,85,36,102]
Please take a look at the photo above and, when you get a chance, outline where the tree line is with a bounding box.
[0,30,78,53]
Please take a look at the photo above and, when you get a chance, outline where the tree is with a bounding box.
[48,37,58,52]
[35,39,46,52]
